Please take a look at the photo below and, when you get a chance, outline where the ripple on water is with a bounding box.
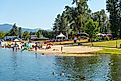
[0,48,121,81]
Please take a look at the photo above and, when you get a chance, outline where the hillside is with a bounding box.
[0,24,38,32]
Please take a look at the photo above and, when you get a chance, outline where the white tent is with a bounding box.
[14,39,20,42]
[97,33,106,36]
[56,33,66,38]
[97,33,102,36]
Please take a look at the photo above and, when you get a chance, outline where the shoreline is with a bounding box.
[2,44,121,56]
[30,45,103,56]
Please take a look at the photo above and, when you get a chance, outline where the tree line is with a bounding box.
[0,0,120,41]
[106,0,121,38]
[53,0,121,40]
[0,23,54,39]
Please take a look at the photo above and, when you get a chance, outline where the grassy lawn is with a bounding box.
[82,40,121,48]
[53,39,121,48]
[95,48,121,54]
[53,39,121,54]
[33,39,121,48]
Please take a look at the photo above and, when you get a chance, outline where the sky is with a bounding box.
[0,0,106,30]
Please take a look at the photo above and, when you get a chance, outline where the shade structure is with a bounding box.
[14,39,20,42]
[97,33,106,36]
[97,33,102,36]
[56,33,66,38]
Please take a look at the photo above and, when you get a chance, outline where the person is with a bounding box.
[15,42,19,52]
[74,36,77,43]
[46,44,51,49]
[35,43,38,51]
[11,43,14,51]
[38,44,42,49]
[0,40,1,46]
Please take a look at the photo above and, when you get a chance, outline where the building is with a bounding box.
[30,35,37,40]
[4,36,19,41]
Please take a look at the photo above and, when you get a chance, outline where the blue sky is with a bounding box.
[0,0,106,30]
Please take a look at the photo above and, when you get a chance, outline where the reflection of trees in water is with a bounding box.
[110,55,121,81]
[10,51,23,81]
[11,52,18,81]
[54,55,112,81]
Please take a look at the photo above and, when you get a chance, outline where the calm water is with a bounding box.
[0,48,121,81]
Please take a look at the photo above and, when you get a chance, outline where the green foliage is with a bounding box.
[96,49,121,54]
[35,29,54,39]
[53,0,91,38]
[0,31,6,38]
[18,27,22,38]
[36,30,42,38]
[7,23,18,36]
[22,31,30,40]
[85,19,99,41]
[106,0,121,38]
[53,0,111,40]
[91,9,110,33]
[6,23,22,38]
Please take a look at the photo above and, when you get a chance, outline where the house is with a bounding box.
[31,35,37,40]
[30,35,49,40]
[39,35,49,40]
[4,36,19,41]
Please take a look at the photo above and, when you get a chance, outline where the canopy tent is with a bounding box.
[97,33,107,36]
[56,33,66,38]
[97,33,102,36]
[14,39,20,42]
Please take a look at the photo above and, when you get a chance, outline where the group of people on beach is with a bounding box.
[0,40,53,52]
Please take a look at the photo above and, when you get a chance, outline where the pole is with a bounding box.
[116,40,117,48]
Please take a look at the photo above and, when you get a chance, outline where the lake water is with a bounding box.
[0,48,121,81]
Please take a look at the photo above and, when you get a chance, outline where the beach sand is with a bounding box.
[33,45,102,56]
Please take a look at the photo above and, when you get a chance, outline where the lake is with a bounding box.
[0,48,121,81]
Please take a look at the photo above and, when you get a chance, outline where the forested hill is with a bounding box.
[0,24,38,32]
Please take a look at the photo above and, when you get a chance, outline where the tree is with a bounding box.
[0,31,6,38]
[72,0,90,33]
[53,0,91,37]
[22,31,30,40]
[8,23,18,36]
[91,9,110,33]
[36,30,42,38]
[85,19,99,45]
[18,27,22,38]
[53,14,61,36]
[106,0,121,38]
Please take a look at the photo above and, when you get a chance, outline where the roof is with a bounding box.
[56,33,66,38]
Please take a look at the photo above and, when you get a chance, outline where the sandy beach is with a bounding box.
[33,45,102,56]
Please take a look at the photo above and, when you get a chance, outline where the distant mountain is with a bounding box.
[22,28,38,32]
[0,24,12,32]
[0,24,38,32]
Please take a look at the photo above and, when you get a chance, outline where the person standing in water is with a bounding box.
[11,43,14,51]
[35,43,38,51]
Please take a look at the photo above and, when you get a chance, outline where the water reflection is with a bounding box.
[54,55,120,81]
[0,48,121,81]
[110,55,121,81]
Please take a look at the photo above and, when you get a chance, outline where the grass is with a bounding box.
[82,40,121,48]
[94,48,121,54]
[53,39,121,48]
[52,39,121,54]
